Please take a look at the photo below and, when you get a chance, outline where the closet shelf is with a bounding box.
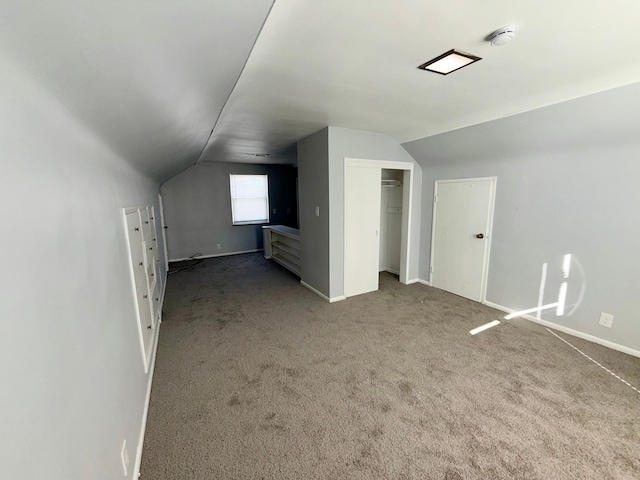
[271,241,301,258]
[381,179,402,187]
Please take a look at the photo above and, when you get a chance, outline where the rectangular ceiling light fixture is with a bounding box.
[418,49,481,75]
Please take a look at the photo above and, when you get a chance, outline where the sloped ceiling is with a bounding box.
[0,0,274,181]
[200,0,640,165]
[4,1,640,180]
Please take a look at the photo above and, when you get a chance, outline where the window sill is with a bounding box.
[232,221,269,226]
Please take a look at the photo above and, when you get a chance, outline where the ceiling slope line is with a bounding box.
[193,0,276,166]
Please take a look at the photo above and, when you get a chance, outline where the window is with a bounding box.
[229,174,269,225]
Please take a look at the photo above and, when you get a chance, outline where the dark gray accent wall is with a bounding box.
[298,128,330,296]
[403,81,640,352]
[161,162,298,261]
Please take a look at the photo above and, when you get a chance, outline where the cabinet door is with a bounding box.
[125,210,154,370]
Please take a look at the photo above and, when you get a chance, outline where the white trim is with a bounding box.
[400,169,413,287]
[169,249,262,263]
[429,176,497,302]
[345,158,414,171]
[158,274,167,320]
[132,266,167,479]
[301,280,346,303]
[122,208,154,373]
[158,193,169,272]
[132,320,161,479]
[483,300,640,359]
[417,278,431,286]
[343,157,414,297]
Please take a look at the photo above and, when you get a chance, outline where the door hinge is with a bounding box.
[434,195,438,203]
[430,265,434,273]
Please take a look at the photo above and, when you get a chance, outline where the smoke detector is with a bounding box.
[490,26,515,47]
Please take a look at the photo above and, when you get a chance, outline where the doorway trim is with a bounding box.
[429,176,497,302]
[343,158,414,294]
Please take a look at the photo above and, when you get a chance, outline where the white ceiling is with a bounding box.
[200,0,640,165]
[4,1,640,178]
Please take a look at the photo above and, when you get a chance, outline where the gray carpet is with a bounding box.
[141,253,640,479]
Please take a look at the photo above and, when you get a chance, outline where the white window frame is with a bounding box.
[229,174,270,225]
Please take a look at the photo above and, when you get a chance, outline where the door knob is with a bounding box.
[475,233,484,239]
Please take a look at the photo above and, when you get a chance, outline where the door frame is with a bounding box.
[429,176,497,302]
[343,158,414,294]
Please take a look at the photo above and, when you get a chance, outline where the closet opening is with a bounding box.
[380,169,404,278]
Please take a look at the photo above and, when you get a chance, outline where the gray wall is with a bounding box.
[297,127,423,299]
[403,81,640,352]
[328,127,422,299]
[298,128,330,295]
[161,162,298,261]
[0,53,165,479]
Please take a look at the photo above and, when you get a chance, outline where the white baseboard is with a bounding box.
[406,278,430,286]
[133,320,161,479]
[483,300,640,359]
[169,249,262,263]
[133,272,167,478]
[300,281,346,303]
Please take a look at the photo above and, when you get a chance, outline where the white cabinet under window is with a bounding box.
[263,225,301,276]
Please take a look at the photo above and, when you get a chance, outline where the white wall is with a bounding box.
[160,162,298,261]
[328,127,422,299]
[403,81,640,353]
[0,53,164,479]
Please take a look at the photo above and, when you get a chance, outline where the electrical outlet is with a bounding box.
[273,208,277,214]
[121,439,129,477]
[287,208,291,214]
[599,312,614,328]
[216,243,221,250]
[314,206,320,217]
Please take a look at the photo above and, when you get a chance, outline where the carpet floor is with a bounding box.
[140,253,640,479]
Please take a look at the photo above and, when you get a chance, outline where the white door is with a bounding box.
[430,177,496,302]
[345,166,381,297]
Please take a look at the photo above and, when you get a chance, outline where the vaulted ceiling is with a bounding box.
[4,1,640,181]
[0,0,274,180]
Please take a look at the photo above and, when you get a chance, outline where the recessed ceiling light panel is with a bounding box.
[417,49,482,75]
